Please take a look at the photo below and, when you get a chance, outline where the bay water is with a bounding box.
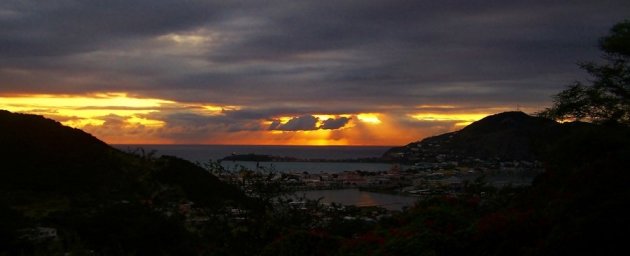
[114,144,403,173]
[114,144,417,209]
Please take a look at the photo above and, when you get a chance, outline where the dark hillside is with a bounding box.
[343,118,630,255]
[362,115,630,255]
[0,110,248,254]
[384,112,562,161]
[0,110,244,204]
[154,155,250,207]
[0,110,128,198]
[443,111,560,160]
[3,108,629,255]
[461,122,630,255]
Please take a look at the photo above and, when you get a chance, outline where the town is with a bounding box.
[210,154,544,199]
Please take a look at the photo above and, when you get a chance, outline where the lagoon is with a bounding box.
[221,161,404,173]
[116,144,405,173]
[294,189,418,211]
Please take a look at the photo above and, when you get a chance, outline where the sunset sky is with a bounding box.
[1,1,629,145]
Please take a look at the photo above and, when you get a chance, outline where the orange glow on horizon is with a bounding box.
[0,92,516,146]
[0,92,172,108]
[0,92,173,128]
[356,113,381,124]
[409,112,490,124]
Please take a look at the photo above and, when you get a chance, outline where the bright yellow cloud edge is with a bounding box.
[1,93,502,145]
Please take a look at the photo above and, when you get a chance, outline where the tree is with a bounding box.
[540,20,630,125]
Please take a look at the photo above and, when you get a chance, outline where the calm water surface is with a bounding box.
[115,144,393,162]
[115,145,417,209]
[296,189,417,211]
[220,161,402,173]
[115,144,405,173]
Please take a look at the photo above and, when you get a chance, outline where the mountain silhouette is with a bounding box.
[0,110,245,205]
[384,111,563,161]
[0,110,250,254]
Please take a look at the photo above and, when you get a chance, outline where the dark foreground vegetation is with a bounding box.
[2,110,629,255]
[1,20,629,256]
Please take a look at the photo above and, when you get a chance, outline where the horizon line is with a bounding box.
[110,143,402,147]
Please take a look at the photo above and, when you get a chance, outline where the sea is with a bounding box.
[114,144,403,173]
[296,189,417,211]
[114,144,417,210]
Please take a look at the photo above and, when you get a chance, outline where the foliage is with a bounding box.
[261,230,339,256]
[60,203,197,255]
[154,156,251,208]
[0,115,628,255]
[4,26,630,253]
[540,20,630,125]
[0,205,28,254]
[0,110,250,255]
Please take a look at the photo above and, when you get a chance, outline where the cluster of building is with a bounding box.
[215,156,544,198]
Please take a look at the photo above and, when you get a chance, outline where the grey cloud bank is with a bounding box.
[1,0,629,113]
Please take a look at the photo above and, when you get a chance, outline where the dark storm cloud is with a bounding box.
[140,107,356,140]
[1,0,630,111]
[268,115,351,131]
[270,115,319,131]
[267,120,282,131]
[224,105,371,120]
[320,117,351,130]
[146,110,266,133]
[0,0,227,57]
